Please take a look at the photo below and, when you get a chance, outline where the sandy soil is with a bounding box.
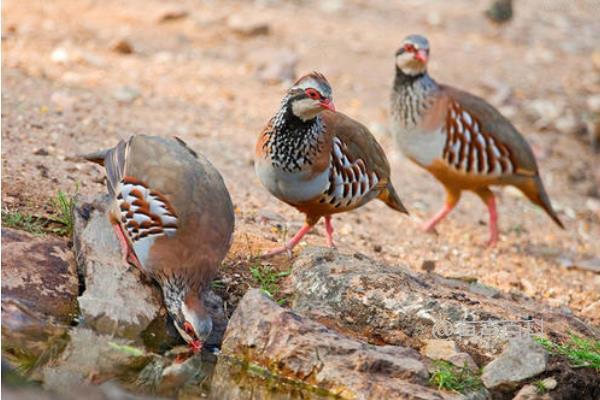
[2,0,599,325]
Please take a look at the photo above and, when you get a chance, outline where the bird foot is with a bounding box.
[486,236,498,248]
[421,223,439,235]
[260,245,294,259]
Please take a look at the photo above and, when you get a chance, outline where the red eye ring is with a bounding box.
[183,321,194,335]
[305,88,321,100]
[404,43,415,52]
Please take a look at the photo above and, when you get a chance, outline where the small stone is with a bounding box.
[156,6,188,23]
[256,50,298,84]
[111,38,134,54]
[481,337,548,390]
[50,91,76,111]
[50,47,70,64]
[448,353,479,372]
[587,94,600,113]
[373,244,382,253]
[33,148,49,156]
[227,15,270,37]
[421,259,436,273]
[422,339,459,360]
[112,86,140,104]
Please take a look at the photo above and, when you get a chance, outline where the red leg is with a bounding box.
[485,195,499,247]
[112,223,143,269]
[475,188,498,247]
[262,223,313,258]
[324,216,335,248]
[422,188,461,233]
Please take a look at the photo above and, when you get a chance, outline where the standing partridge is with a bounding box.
[256,72,408,257]
[390,35,564,246]
[84,135,234,351]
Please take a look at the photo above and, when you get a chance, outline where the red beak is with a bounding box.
[320,98,336,112]
[414,49,428,63]
[189,339,202,353]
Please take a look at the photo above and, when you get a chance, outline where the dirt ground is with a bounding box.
[2,0,599,325]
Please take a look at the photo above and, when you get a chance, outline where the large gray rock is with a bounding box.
[290,248,598,363]
[220,289,449,400]
[2,228,79,325]
[1,228,78,364]
[481,337,548,390]
[73,196,164,339]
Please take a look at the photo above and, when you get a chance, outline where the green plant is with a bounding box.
[1,209,46,235]
[533,379,547,394]
[250,263,291,303]
[50,190,75,236]
[535,334,600,371]
[429,360,482,393]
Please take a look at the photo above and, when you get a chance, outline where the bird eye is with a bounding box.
[183,321,194,336]
[305,88,321,100]
[404,44,415,52]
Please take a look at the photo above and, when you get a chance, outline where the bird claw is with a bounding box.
[260,246,294,259]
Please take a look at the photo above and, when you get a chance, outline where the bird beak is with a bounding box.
[320,98,336,112]
[190,339,202,353]
[414,49,428,63]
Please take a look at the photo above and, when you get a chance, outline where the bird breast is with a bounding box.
[255,159,329,205]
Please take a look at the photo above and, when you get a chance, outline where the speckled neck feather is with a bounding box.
[391,68,439,128]
[263,94,325,173]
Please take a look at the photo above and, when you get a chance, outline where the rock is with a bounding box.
[289,248,598,362]
[512,377,557,400]
[110,38,134,55]
[525,99,564,129]
[421,259,436,273]
[73,196,163,339]
[481,337,548,390]
[422,339,459,360]
[221,289,444,400]
[50,47,70,64]
[227,15,270,37]
[1,228,79,325]
[422,340,478,372]
[112,86,140,104]
[256,50,298,84]
[41,328,155,398]
[155,6,188,23]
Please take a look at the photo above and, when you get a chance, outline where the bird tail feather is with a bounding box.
[379,184,409,215]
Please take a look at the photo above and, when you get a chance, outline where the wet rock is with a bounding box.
[227,15,270,37]
[289,248,598,362]
[221,289,444,400]
[1,228,78,325]
[73,195,163,338]
[40,328,155,398]
[256,50,298,84]
[481,337,547,390]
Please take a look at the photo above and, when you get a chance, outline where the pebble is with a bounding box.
[156,6,188,23]
[227,15,270,37]
[111,38,134,54]
[112,86,140,104]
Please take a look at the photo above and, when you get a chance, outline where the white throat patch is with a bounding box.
[396,53,426,76]
[291,98,322,121]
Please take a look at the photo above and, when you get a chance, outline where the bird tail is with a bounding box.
[519,176,564,229]
[378,184,409,215]
[80,148,110,166]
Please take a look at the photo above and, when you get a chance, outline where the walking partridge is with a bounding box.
[390,35,564,245]
[84,135,234,351]
[256,72,408,257]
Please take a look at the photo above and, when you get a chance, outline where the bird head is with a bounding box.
[167,289,212,353]
[285,72,335,121]
[395,34,430,76]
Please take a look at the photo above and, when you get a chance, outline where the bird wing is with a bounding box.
[441,85,539,177]
[317,111,391,209]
